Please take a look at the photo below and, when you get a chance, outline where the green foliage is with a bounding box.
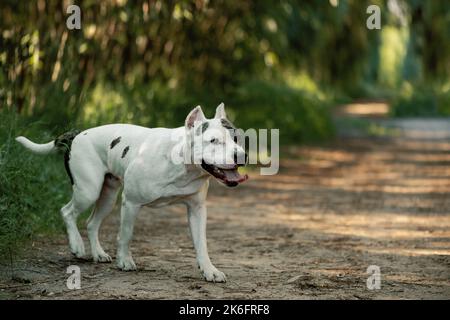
[0,112,71,260]
[81,82,199,128]
[437,88,450,116]
[80,79,334,144]
[230,80,334,143]
[378,26,409,88]
[0,0,401,120]
[391,90,437,117]
[406,0,450,81]
[391,83,450,117]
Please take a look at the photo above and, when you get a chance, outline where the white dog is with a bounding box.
[16,103,248,282]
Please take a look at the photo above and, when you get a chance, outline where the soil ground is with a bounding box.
[1,102,449,299]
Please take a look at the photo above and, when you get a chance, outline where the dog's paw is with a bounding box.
[117,256,137,271]
[93,251,112,263]
[201,266,227,283]
[70,242,86,259]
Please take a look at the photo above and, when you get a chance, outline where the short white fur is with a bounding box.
[16,103,245,282]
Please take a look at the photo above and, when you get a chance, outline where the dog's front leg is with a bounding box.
[116,199,140,271]
[187,202,226,282]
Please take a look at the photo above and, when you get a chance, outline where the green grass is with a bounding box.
[0,112,72,261]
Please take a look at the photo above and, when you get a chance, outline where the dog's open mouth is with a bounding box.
[201,161,248,187]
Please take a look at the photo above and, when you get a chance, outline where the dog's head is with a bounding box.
[185,103,248,187]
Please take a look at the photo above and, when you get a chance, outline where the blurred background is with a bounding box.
[0,1,449,259]
[1,0,449,138]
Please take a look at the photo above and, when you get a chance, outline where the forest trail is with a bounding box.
[1,102,449,299]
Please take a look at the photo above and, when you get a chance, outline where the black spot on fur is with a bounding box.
[55,129,81,185]
[55,130,81,151]
[202,122,209,133]
[64,153,74,185]
[122,146,130,158]
[196,122,209,135]
[105,173,118,181]
[221,119,235,129]
[110,137,121,149]
[220,119,241,144]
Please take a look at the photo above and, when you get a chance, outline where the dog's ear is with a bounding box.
[214,102,227,119]
[185,105,206,129]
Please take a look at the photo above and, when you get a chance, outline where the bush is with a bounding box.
[391,90,437,117]
[79,80,334,144]
[391,84,450,117]
[230,80,334,143]
[437,88,450,116]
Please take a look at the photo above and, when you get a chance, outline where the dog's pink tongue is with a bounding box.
[223,169,249,183]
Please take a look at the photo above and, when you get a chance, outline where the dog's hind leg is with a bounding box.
[87,174,121,263]
[61,185,103,258]
[61,164,106,258]
[61,200,86,258]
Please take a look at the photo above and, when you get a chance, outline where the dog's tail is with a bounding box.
[16,130,81,155]
[15,136,56,155]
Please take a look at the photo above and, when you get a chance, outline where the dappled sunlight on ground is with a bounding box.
[202,118,450,298]
[335,101,390,118]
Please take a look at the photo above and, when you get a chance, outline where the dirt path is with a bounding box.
[1,104,449,299]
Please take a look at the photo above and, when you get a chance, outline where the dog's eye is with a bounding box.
[210,138,218,144]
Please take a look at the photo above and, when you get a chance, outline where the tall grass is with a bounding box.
[0,112,72,261]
